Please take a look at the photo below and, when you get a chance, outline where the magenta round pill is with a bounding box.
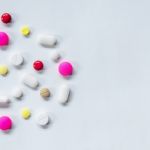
[0,116,12,131]
[58,61,73,77]
[0,32,9,46]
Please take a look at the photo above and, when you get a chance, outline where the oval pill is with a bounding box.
[36,111,49,126]
[22,74,39,89]
[37,34,57,47]
[21,107,31,119]
[10,53,24,67]
[57,84,70,104]
[0,65,8,76]
[0,116,12,131]
[0,96,10,107]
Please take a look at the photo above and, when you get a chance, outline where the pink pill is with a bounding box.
[0,116,12,131]
[58,61,73,77]
[0,32,9,46]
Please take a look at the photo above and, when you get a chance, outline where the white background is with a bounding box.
[0,0,150,149]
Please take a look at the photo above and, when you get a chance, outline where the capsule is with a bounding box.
[0,96,10,107]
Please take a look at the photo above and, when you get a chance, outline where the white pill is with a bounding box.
[51,51,61,62]
[10,53,24,67]
[57,84,70,104]
[12,88,23,99]
[0,96,10,107]
[36,111,49,126]
[37,34,57,47]
[22,74,39,89]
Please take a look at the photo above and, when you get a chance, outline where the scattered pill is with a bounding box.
[58,61,73,77]
[20,25,30,36]
[40,88,50,98]
[21,107,31,119]
[33,60,44,71]
[22,74,39,89]
[0,65,9,76]
[10,53,24,67]
[0,96,10,107]
[0,32,9,46]
[12,88,23,99]
[1,13,11,24]
[57,84,70,104]
[0,116,12,131]
[51,51,61,62]
[37,34,57,47]
[36,111,49,127]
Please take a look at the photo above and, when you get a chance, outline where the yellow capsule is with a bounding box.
[0,65,9,76]
[20,25,30,36]
[21,107,31,119]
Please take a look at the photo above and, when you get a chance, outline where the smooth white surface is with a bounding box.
[0,0,150,149]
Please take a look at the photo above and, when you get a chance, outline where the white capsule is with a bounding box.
[12,88,23,99]
[51,51,61,62]
[10,53,24,67]
[37,34,57,47]
[57,84,70,104]
[0,96,10,107]
[22,74,39,89]
[36,111,49,127]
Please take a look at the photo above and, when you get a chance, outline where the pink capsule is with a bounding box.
[58,61,73,77]
[0,116,12,131]
[0,32,9,46]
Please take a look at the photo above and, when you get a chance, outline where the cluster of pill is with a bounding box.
[0,13,74,131]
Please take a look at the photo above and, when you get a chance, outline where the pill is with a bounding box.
[0,32,9,46]
[33,60,44,71]
[12,88,23,99]
[21,107,31,119]
[10,53,24,67]
[40,88,50,98]
[58,61,73,77]
[1,13,11,24]
[0,116,12,131]
[57,84,70,104]
[37,34,57,47]
[22,74,39,89]
[0,65,9,76]
[35,111,49,126]
[0,96,10,107]
[20,25,30,36]
[51,51,61,62]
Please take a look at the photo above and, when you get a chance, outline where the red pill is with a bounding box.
[1,13,11,24]
[33,60,44,71]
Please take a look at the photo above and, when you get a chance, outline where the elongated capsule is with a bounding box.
[58,84,70,104]
[0,96,10,107]
[22,74,39,89]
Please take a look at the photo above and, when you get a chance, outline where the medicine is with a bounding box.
[0,65,8,76]
[1,13,12,24]
[37,34,57,47]
[0,96,10,107]
[57,84,70,104]
[0,116,12,131]
[22,74,39,89]
[12,88,23,99]
[40,88,50,98]
[51,51,61,62]
[35,111,49,127]
[33,60,44,71]
[21,107,31,119]
[10,53,24,67]
[0,32,9,46]
[20,25,30,36]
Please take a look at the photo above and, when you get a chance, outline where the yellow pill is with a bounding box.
[21,107,31,119]
[0,65,9,76]
[20,25,30,36]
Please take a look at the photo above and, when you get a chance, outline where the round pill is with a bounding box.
[0,32,9,46]
[0,65,8,76]
[0,116,12,131]
[40,88,50,98]
[51,51,61,62]
[10,53,24,67]
[12,88,23,99]
[1,13,11,24]
[58,61,73,77]
[36,111,49,126]
[21,107,31,119]
[20,25,30,36]
[33,60,44,71]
